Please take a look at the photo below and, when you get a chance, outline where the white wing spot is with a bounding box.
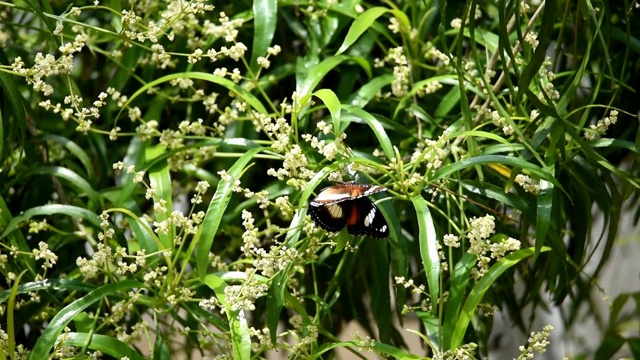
[364,208,376,227]
[380,225,387,233]
[327,204,343,218]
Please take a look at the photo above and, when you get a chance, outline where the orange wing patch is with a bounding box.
[347,202,360,226]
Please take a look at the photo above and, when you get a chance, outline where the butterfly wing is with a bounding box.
[346,197,389,239]
[310,182,387,206]
[308,202,348,233]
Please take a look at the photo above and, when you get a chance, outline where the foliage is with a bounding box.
[0,0,639,359]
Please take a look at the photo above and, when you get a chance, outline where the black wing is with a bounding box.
[308,202,348,233]
[345,198,389,239]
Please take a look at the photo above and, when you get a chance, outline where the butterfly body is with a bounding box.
[308,182,389,238]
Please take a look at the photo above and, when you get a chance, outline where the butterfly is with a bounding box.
[308,181,389,238]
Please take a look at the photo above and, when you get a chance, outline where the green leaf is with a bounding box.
[203,274,251,360]
[0,196,36,272]
[459,181,532,218]
[297,55,350,96]
[346,74,394,108]
[450,247,550,349]
[370,240,392,343]
[30,166,100,208]
[118,72,268,122]
[342,105,394,160]
[29,280,143,359]
[433,155,565,194]
[1,205,101,238]
[595,334,626,360]
[410,196,440,312]
[197,147,264,279]
[534,179,554,257]
[146,145,174,249]
[0,280,96,303]
[41,134,95,181]
[515,0,556,105]
[251,0,278,71]
[63,333,145,360]
[153,331,170,360]
[629,337,640,358]
[373,341,423,359]
[229,308,251,360]
[336,7,389,55]
[314,88,342,137]
[0,67,26,160]
[7,270,28,360]
[266,272,285,344]
[443,254,476,349]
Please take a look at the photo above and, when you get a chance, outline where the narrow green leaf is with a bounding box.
[444,130,515,148]
[595,335,626,360]
[370,241,392,343]
[336,7,389,55]
[0,279,96,303]
[118,72,268,122]
[0,196,36,272]
[197,147,264,279]
[410,196,440,311]
[7,270,28,360]
[629,338,640,358]
[29,280,143,359]
[146,145,174,249]
[63,333,146,360]
[342,105,394,160]
[297,56,350,96]
[394,75,458,119]
[373,341,423,359]
[1,205,101,238]
[435,86,461,119]
[41,134,95,180]
[203,274,251,360]
[534,179,554,257]
[31,166,100,207]
[230,309,251,360]
[0,68,26,160]
[153,332,170,360]
[347,74,394,108]
[314,88,341,136]
[432,155,565,194]
[266,272,285,344]
[443,254,475,349]
[459,181,532,218]
[515,0,556,105]
[251,0,278,71]
[450,247,550,349]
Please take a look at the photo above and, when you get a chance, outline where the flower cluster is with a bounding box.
[537,56,560,101]
[388,47,410,97]
[395,276,431,314]
[490,110,515,136]
[223,272,269,312]
[515,174,540,195]
[466,215,521,279]
[32,241,58,270]
[302,120,346,161]
[11,28,86,96]
[584,109,619,140]
[432,342,478,360]
[517,325,554,359]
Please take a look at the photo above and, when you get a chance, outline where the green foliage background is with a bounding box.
[0,0,639,359]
